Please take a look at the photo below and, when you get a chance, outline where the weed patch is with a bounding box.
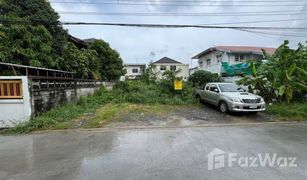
[266,103,307,121]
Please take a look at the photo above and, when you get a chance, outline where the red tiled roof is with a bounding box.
[215,46,276,54]
[192,46,276,59]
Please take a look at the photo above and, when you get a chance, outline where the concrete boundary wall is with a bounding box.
[0,76,102,128]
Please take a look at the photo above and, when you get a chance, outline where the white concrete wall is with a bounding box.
[228,54,263,65]
[153,63,190,81]
[0,76,31,128]
[197,51,264,74]
[198,51,226,74]
[124,66,143,76]
[121,65,145,81]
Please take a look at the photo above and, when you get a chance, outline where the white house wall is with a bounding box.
[154,63,190,81]
[0,76,31,128]
[198,51,225,74]
[121,65,145,81]
[197,51,264,74]
[124,66,143,77]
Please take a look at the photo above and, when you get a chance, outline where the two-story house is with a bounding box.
[121,63,146,81]
[153,57,189,81]
[192,46,276,75]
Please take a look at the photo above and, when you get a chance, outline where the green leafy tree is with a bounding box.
[0,0,68,68]
[89,40,125,81]
[188,70,221,88]
[239,40,307,103]
[159,70,183,94]
[61,43,98,79]
[0,0,104,79]
[0,23,55,67]
[141,61,158,84]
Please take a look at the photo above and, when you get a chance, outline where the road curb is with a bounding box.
[34,121,307,134]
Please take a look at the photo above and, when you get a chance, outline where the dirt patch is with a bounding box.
[53,103,279,129]
[104,103,278,128]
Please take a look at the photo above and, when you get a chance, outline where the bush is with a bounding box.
[188,70,221,88]
[267,103,307,121]
[112,80,195,105]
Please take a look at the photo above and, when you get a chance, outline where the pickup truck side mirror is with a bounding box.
[238,87,246,92]
[214,89,219,93]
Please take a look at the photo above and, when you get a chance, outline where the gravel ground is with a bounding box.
[105,103,278,128]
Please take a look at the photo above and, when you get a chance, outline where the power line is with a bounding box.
[1,19,307,31]
[198,18,307,25]
[58,11,307,17]
[59,22,307,30]
[49,1,307,7]
[239,29,307,37]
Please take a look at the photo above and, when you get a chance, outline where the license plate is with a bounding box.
[250,105,258,109]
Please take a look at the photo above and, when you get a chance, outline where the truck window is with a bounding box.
[205,84,210,90]
[209,84,218,92]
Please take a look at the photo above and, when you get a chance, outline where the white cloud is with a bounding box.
[51,1,307,66]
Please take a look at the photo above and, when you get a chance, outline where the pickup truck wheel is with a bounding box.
[219,101,228,113]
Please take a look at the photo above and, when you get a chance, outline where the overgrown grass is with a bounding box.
[1,87,113,134]
[81,103,174,128]
[1,81,196,134]
[266,103,307,121]
[112,81,196,105]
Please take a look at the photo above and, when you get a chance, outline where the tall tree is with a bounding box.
[0,0,68,68]
[89,40,125,81]
[61,42,99,79]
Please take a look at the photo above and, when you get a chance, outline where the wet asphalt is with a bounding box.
[1,123,307,180]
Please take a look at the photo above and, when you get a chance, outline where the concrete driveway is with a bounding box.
[1,123,307,180]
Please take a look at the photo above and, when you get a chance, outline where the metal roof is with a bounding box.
[124,63,146,67]
[154,57,183,64]
[192,46,276,59]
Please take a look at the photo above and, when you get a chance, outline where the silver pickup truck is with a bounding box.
[196,82,265,113]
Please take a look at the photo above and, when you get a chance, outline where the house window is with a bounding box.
[132,69,138,73]
[199,61,203,67]
[160,65,166,71]
[206,59,211,66]
[235,55,244,61]
[235,55,239,61]
[216,55,222,63]
[170,65,176,71]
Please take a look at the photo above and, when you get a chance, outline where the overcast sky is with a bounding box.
[50,0,307,67]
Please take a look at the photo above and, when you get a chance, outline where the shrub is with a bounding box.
[188,70,221,88]
[112,80,195,105]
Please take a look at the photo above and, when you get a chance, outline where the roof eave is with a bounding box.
[192,48,217,59]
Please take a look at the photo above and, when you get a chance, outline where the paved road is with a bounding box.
[1,123,307,180]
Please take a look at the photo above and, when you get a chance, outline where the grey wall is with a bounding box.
[29,79,101,115]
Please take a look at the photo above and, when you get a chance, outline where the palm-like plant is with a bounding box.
[239,40,307,103]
